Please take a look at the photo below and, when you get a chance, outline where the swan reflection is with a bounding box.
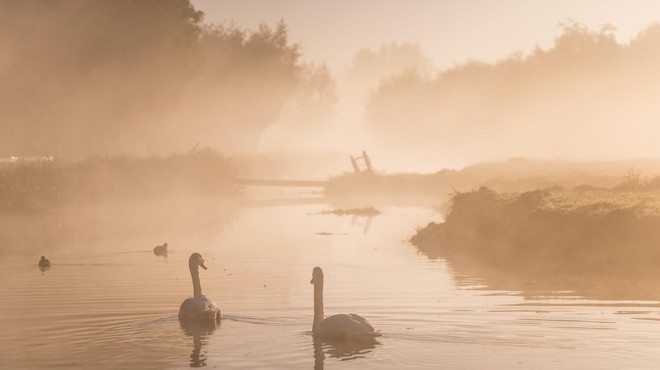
[313,336,380,370]
[180,320,219,368]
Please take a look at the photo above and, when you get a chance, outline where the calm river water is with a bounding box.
[2,193,660,369]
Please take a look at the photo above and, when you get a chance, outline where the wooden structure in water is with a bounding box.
[239,151,375,190]
[350,151,374,174]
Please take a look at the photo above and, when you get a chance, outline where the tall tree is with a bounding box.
[0,0,204,156]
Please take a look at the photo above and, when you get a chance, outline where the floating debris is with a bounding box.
[319,207,381,217]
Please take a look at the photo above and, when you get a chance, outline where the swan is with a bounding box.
[153,243,168,256]
[310,266,378,339]
[38,256,51,268]
[178,253,222,323]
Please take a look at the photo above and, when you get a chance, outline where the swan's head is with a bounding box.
[163,243,168,248]
[310,266,324,285]
[189,253,207,270]
[40,256,46,261]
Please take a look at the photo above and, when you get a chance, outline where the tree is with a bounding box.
[364,23,660,163]
[0,2,313,156]
[0,0,205,156]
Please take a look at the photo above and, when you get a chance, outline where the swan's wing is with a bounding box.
[347,314,378,336]
[180,296,217,311]
[347,314,371,327]
[316,313,377,338]
[178,296,222,322]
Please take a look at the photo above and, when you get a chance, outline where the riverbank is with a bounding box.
[0,147,238,213]
[410,185,660,300]
[324,157,660,209]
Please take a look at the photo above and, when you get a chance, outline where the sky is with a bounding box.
[185,0,660,172]
[191,0,660,72]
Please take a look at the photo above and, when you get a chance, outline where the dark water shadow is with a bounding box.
[312,335,380,370]
[414,230,660,302]
[180,320,220,368]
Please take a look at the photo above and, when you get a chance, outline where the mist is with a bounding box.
[5,2,660,175]
[6,2,660,369]
[363,22,660,170]
[0,1,319,160]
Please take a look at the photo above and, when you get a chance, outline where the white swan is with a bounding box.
[178,253,222,323]
[310,266,378,339]
[153,243,168,256]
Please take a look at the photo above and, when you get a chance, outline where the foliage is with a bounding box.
[411,186,660,286]
[365,22,660,162]
[345,42,434,89]
[0,1,321,156]
[0,147,237,213]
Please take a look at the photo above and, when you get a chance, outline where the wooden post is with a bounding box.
[350,156,360,173]
[362,151,374,174]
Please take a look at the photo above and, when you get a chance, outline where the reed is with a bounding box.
[0,147,238,213]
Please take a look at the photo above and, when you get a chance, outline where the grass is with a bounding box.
[410,184,660,300]
[0,147,238,213]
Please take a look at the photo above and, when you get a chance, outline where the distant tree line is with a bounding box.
[0,0,332,157]
[365,22,660,162]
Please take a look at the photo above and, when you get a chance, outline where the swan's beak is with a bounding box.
[200,261,208,270]
[310,277,314,284]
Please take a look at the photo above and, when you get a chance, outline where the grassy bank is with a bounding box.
[323,158,660,208]
[0,147,238,213]
[410,186,660,300]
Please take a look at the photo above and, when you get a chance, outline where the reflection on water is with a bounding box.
[0,196,238,259]
[351,215,374,235]
[2,194,660,369]
[414,225,660,302]
[180,320,219,367]
[313,336,380,370]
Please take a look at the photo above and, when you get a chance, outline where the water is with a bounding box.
[2,195,660,369]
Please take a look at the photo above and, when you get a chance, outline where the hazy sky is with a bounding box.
[192,0,660,71]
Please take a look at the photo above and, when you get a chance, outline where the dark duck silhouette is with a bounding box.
[153,243,168,256]
[38,256,51,268]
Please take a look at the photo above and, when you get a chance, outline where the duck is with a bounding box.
[153,243,168,256]
[38,256,51,268]
[310,266,378,339]
[178,253,222,324]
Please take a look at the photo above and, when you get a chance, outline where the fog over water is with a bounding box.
[3,1,660,369]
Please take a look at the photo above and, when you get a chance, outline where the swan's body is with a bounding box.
[154,243,168,256]
[311,267,377,339]
[38,256,51,268]
[178,253,222,323]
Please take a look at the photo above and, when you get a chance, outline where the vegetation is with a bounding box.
[0,147,237,213]
[324,158,660,208]
[366,22,660,163]
[320,207,381,217]
[0,1,326,156]
[410,184,660,300]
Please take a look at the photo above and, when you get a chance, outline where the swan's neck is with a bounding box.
[190,264,202,298]
[313,281,324,331]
